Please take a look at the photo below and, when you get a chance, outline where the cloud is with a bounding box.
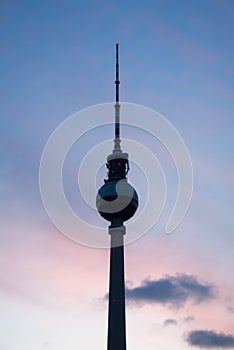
[184,316,195,323]
[227,306,234,314]
[163,318,178,327]
[43,342,50,347]
[186,330,234,348]
[126,274,215,308]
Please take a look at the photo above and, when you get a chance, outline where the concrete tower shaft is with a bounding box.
[107,228,126,350]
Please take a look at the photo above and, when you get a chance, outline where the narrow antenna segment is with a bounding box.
[115,43,120,104]
[114,43,121,152]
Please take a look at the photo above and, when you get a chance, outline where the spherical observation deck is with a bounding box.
[96,178,138,223]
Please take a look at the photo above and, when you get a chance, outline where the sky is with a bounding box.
[1,0,234,349]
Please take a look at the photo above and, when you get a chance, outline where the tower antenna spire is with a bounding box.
[115,42,120,103]
[114,43,121,152]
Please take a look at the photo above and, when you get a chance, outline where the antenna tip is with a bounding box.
[116,42,119,46]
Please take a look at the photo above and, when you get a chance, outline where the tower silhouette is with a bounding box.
[96,44,139,350]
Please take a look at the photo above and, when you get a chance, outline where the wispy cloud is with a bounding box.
[126,274,215,308]
[163,318,178,327]
[227,306,234,314]
[186,330,234,348]
[184,315,195,323]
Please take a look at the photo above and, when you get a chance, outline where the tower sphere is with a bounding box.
[96,178,138,223]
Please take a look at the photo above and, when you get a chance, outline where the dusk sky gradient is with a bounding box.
[1,0,234,349]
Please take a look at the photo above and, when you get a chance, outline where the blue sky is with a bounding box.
[1,0,234,349]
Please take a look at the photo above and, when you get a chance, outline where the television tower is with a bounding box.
[96,44,139,350]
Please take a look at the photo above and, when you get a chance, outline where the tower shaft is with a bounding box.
[107,227,126,350]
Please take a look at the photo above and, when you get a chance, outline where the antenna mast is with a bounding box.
[114,43,121,153]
